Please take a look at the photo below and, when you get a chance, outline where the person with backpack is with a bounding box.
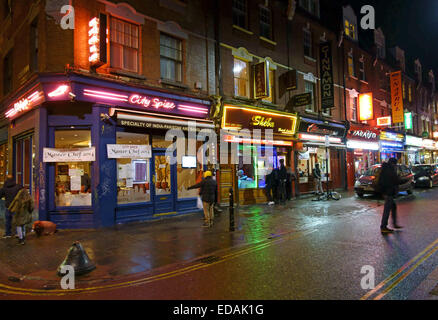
[0,175,22,239]
[377,158,403,233]
[9,187,34,245]
[188,171,218,228]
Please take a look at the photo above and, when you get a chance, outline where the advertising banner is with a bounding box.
[43,147,96,162]
[319,41,335,110]
[107,144,152,159]
[390,71,404,124]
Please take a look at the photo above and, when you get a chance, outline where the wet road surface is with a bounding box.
[1,189,438,299]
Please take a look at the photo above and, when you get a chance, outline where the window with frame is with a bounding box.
[402,82,406,99]
[263,69,275,103]
[232,0,247,29]
[348,53,355,77]
[344,20,356,40]
[299,0,319,17]
[110,17,139,73]
[350,96,357,122]
[233,58,249,98]
[408,85,412,102]
[259,6,272,40]
[160,33,183,83]
[54,130,92,207]
[359,59,365,81]
[303,29,312,58]
[305,80,316,112]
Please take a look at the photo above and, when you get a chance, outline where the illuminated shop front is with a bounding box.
[296,117,347,194]
[345,125,380,189]
[420,139,438,164]
[379,131,405,163]
[0,73,212,229]
[219,104,298,205]
[405,135,423,165]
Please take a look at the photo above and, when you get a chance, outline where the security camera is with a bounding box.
[69,92,76,100]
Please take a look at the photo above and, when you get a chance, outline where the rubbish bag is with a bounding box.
[196,196,203,209]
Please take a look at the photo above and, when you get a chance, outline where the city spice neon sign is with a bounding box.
[129,95,176,109]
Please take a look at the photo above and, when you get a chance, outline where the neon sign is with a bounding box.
[298,133,342,144]
[346,140,379,150]
[377,116,391,127]
[129,95,176,109]
[5,91,43,119]
[358,93,373,121]
[48,85,69,98]
[89,17,100,64]
[223,135,292,146]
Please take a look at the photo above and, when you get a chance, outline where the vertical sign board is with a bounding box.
[390,71,404,124]
[319,41,335,110]
[253,61,270,99]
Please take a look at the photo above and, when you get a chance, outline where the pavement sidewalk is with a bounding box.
[0,191,379,291]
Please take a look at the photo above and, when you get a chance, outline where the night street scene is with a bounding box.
[1,0,438,312]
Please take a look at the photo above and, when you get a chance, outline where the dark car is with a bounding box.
[412,164,438,188]
[355,164,415,198]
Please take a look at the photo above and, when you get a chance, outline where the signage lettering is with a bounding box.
[251,116,274,128]
[319,42,335,110]
[43,147,96,162]
[390,71,404,124]
[129,95,176,109]
[352,130,377,140]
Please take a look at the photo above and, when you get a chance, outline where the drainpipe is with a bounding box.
[341,34,349,191]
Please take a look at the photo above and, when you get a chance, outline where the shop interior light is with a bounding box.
[298,133,342,144]
[223,135,293,146]
[346,140,379,150]
[358,93,373,121]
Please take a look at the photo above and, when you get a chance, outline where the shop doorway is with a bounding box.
[152,153,175,215]
[13,133,34,193]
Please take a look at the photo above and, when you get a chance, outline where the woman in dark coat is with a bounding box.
[9,188,34,245]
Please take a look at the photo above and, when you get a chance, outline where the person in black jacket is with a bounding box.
[265,167,275,205]
[378,158,403,233]
[188,171,218,227]
[278,159,288,204]
[0,175,23,238]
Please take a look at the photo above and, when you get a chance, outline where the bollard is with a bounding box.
[229,187,235,232]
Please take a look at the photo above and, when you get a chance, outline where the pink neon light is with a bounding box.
[84,89,129,99]
[223,135,293,146]
[48,85,69,98]
[84,93,128,102]
[5,91,42,119]
[178,107,208,114]
[178,105,209,114]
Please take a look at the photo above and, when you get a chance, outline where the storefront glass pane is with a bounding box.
[55,130,92,207]
[116,132,151,204]
[237,145,274,189]
[0,144,7,187]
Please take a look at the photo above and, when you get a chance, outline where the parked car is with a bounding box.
[412,164,438,188]
[355,164,415,198]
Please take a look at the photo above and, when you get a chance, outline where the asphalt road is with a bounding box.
[3,188,438,300]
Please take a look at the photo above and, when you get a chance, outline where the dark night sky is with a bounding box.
[342,0,438,74]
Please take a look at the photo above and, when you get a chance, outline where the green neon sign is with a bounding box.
[404,112,413,130]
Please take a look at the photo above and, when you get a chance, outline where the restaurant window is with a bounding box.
[234,58,249,98]
[305,80,316,112]
[54,130,92,207]
[303,29,312,58]
[110,17,139,73]
[3,49,12,95]
[263,69,275,103]
[298,147,331,184]
[348,52,355,77]
[232,0,247,29]
[177,139,203,199]
[160,33,183,82]
[259,6,272,39]
[116,132,151,204]
[0,144,8,187]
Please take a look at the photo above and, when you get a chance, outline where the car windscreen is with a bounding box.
[363,167,380,176]
[412,166,432,175]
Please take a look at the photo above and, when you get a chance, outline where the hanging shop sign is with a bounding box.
[107,144,152,159]
[390,71,404,124]
[43,147,96,162]
[422,139,437,150]
[298,117,346,137]
[380,131,404,142]
[358,93,373,121]
[88,14,107,67]
[222,105,298,135]
[291,92,312,107]
[347,126,380,142]
[319,41,335,110]
[377,116,392,127]
[5,90,44,119]
[253,61,270,99]
[404,112,413,130]
[433,132,438,139]
[405,135,423,147]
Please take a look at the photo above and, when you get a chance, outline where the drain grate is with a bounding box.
[197,255,221,264]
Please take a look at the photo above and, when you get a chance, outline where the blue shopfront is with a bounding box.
[379,131,405,163]
[2,73,212,229]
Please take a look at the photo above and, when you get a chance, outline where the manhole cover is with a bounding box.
[197,256,221,264]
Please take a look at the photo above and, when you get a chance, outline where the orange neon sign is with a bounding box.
[358,93,373,121]
[377,116,391,126]
[89,17,100,63]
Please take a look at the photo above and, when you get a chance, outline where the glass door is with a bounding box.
[152,153,175,215]
[14,134,33,192]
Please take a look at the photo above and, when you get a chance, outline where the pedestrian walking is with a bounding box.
[313,163,324,195]
[278,159,288,204]
[265,166,275,205]
[188,171,218,227]
[8,187,34,245]
[286,167,296,201]
[0,175,22,239]
[377,158,403,233]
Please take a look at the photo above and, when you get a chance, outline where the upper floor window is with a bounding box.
[30,19,38,72]
[299,0,319,17]
[359,59,365,81]
[259,6,272,40]
[233,58,249,98]
[349,96,357,122]
[110,17,139,73]
[160,33,183,82]
[408,85,412,102]
[348,52,355,77]
[3,49,12,95]
[344,20,356,40]
[304,80,316,112]
[402,82,406,99]
[262,68,275,103]
[232,0,248,29]
[303,29,312,58]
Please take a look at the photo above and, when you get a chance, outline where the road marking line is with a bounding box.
[0,229,316,296]
[361,237,438,300]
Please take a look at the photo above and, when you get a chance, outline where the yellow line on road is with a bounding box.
[361,237,438,300]
[0,229,316,296]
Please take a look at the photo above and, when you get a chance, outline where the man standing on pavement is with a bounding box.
[188,171,217,228]
[265,166,275,206]
[0,175,22,238]
[378,158,403,233]
[313,163,324,195]
[278,159,288,204]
